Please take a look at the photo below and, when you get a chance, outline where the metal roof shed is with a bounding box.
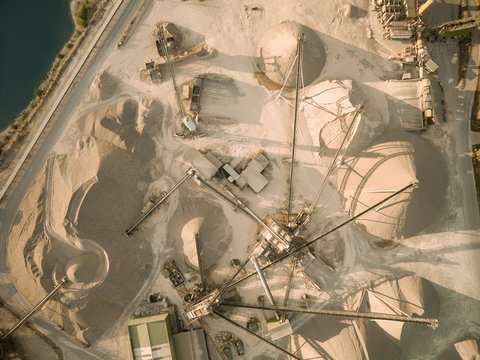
[128,313,176,360]
[240,152,270,193]
[242,166,269,193]
[172,329,209,360]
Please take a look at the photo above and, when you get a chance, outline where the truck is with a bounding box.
[190,77,203,112]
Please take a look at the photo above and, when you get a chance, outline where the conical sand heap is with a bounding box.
[257,22,326,87]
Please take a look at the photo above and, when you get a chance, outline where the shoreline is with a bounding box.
[0,0,109,170]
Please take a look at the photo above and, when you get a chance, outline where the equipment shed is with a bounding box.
[128,313,176,360]
[172,329,209,360]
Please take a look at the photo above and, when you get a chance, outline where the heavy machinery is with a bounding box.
[157,25,197,133]
[430,16,480,39]
[174,178,436,360]
[127,32,439,360]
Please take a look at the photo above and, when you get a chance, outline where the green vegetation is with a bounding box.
[473,144,480,212]
[34,88,44,98]
[75,2,89,29]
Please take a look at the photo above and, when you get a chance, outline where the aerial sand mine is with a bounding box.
[2,0,480,359]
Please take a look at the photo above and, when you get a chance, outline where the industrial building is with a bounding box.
[128,313,208,360]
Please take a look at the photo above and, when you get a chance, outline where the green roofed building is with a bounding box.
[128,313,176,360]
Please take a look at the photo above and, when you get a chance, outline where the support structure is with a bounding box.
[195,233,205,290]
[125,172,192,235]
[1,278,68,341]
[251,256,278,319]
[287,33,305,227]
[227,180,418,289]
[220,303,438,328]
[158,26,185,118]
[305,104,363,217]
[281,258,296,323]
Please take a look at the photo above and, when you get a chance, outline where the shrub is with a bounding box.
[76,3,88,28]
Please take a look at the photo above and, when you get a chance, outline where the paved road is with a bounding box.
[0,0,124,202]
[452,0,480,229]
[0,0,142,271]
[427,1,480,231]
[0,0,141,358]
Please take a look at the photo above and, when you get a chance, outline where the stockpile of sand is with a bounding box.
[154,22,183,49]
[300,80,386,155]
[7,92,163,343]
[359,276,433,339]
[336,140,416,244]
[350,276,439,360]
[88,70,119,102]
[7,138,153,343]
[167,195,233,276]
[80,97,160,161]
[257,22,326,87]
[302,81,356,147]
[440,338,480,360]
[296,314,366,359]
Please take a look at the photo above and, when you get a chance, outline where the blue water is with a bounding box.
[0,0,73,130]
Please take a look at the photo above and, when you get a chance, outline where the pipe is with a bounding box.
[227,180,418,289]
[194,174,290,249]
[2,278,68,341]
[251,257,276,308]
[194,233,205,290]
[418,0,434,16]
[158,26,185,117]
[125,172,192,235]
[287,33,305,227]
[220,303,438,328]
[281,258,296,323]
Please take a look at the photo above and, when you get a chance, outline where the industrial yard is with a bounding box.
[1,0,480,359]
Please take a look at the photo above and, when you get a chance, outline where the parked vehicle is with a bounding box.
[234,339,245,355]
[190,77,203,112]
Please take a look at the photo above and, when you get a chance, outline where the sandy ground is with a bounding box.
[3,0,480,359]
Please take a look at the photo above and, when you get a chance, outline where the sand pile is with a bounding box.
[88,70,120,102]
[373,130,447,238]
[167,195,233,275]
[7,91,163,344]
[80,97,160,161]
[299,80,387,156]
[440,338,480,360]
[359,276,433,340]
[257,22,326,87]
[295,276,439,359]
[296,315,366,359]
[7,138,153,343]
[336,139,416,244]
[155,22,183,49]
[352,276,439,360]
